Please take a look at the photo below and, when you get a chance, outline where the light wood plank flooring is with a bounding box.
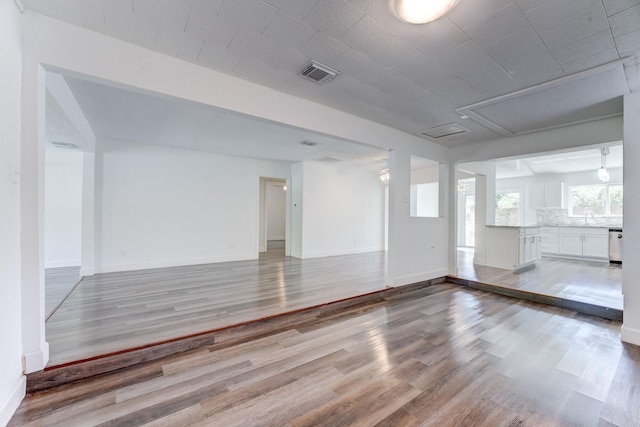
[44,266,80,320]
[456,248,623,310]
[46,243,388,366]
[13,284,640,426]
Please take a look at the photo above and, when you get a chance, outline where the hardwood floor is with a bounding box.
[46,243,388,366]
[456,248,623,310]
[44,266,81,320]
[13,284,640,426]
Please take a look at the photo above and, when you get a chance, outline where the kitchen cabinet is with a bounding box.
[540,227,559,254]
[530,182,564,208]
[520,228,541,265]
[554,227,609,259]
[484,226,540,271]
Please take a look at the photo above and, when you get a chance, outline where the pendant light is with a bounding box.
[598,147,610,182]
[392,0,460,24]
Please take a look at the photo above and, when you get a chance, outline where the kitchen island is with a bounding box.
[483,226,541,272]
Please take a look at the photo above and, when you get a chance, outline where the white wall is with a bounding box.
[388,150,449,285]
[96,139,291,272]
[622,92,640,346]
[266,181,286,241]
[0,1,26,424]
[299,161,385,258]
[44,146,83,268]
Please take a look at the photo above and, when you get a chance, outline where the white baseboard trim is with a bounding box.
[22,342,49,374]
[391,269,448,287]
[79,266,95,277]
[96,253,258,274]
[0,375,25,427]
[300,247,384,259]
[44,259,81,268]
[621,324,640,346]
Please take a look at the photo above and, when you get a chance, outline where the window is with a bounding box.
[495,191,520,226]
[569,184,623,217]
[410,155,440,218]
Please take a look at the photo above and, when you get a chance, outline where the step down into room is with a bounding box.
[27,279,446,392]
[27,276,622,393]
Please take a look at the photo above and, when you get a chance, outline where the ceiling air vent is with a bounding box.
[419,123,471,140]
[299,140,318,147]
[314,156,342,163]
[50,141,79,149]
[297,61,339,84]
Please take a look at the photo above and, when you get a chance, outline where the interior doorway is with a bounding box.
[259,177,288,256]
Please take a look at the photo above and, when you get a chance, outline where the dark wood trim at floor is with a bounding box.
[447,276,623,321]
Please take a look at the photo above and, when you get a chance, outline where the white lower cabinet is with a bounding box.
[545,227,609,259]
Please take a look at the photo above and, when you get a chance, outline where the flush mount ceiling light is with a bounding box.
[392,0,460,24]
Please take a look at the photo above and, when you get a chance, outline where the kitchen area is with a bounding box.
[456,143,623,315]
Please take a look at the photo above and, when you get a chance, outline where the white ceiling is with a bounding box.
[22,0,640,147]
[494,144,624,178]
[48,74,389,171]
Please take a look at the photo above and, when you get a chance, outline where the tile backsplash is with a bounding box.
[536,208,623,227]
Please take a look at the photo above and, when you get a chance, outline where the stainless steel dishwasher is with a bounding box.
[609,228,623,264]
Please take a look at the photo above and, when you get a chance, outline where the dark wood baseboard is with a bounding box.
[447,276,623,321]
[27,277,447,393]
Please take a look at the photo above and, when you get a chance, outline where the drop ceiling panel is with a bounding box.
[609,4,640,37]
[228,28,276,61]
[155,25,203,61]
[262,12,316,50]
[408,18,469,57]
[561,48,620,75]
[262,0,318,20]
[514,0,551,13]
[525,0,603,33]
[264,45,310,71]
[435,41,519,95]
[483,27,553,64]
[303,0,364,39]
[373,35,420,68]
[299,32,349,65]
[464,3,530,48]
[196,42,242,73]
[217,0,277,34]
[103,2,157,47]
[447,0,513,29]
[330,49,375,76]
[539,8,610,50]
[393,53,438,81]
[603,0,640,16]
[467,66,626,134]
[616,30,640,55]
[133,0,190,30]
[551,29,616,65]
[184,8,235,47]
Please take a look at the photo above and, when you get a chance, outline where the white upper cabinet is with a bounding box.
[530,182,564,208]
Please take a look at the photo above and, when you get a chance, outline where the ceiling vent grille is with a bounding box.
[299,140,318,146]
[419,123,471,140]
[314,156,342,163]
[297,61,339,84]
[50,141,79,149]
